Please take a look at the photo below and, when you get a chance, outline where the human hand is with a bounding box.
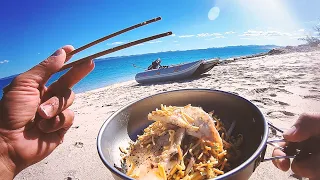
[0,45,94,179]
[272,113,320,179]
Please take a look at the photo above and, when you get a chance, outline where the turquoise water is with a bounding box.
[0,45,274,97]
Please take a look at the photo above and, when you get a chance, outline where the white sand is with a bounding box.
[15,51,320,180]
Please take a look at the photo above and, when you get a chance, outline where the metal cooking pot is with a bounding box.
[97,89,269,180]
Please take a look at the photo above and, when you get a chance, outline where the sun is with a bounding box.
[208,6,220,21]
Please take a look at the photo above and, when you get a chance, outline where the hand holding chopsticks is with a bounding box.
[59,16,172,72]
[0,16,172,179]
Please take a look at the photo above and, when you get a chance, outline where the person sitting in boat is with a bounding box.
[147,58,162,70]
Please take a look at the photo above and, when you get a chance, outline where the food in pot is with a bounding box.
[118,104,243,180]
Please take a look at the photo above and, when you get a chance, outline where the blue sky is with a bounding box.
[0,0,319,78]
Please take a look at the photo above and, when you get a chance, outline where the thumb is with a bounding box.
[283,113,320,142]
[13,48,67,89]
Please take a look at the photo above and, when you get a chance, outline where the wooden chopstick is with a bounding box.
[67,17,162,57]
[59,31,172,72]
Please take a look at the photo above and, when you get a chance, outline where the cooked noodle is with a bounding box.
[119,105,243,180]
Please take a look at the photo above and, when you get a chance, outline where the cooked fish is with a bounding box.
[147,104,223,152]
[124,121,186,179]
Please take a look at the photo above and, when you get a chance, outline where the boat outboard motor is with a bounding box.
[147,58,162,70]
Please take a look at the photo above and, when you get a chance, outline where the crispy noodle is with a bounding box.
[118,105,243,180]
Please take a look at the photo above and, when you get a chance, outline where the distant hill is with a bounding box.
[95,45,278,62]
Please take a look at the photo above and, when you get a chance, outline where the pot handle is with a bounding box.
[262,139,296,162]
[257,123,295,162]
[260,122,320,162]
[253,122,280,171]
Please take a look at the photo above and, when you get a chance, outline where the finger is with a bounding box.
[49,59,94,91]
[272,148,290,171]
[62,45,75,62]
[283,113,320,142]
[39,86,48,97]
[291,153,320,178]
[56,119,74,144]
[10,45,74,90]
[37,89,75,119]
[37,109,74,133]
[271,142,290,171]
[11,48,67,89]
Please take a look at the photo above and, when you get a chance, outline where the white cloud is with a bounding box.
[171,34,176,37]
[239,30,293,37]
[135,43,144,46]
[173,41,178,43]
[146,40,162,44]
[197,33,211,37]
[212,33,223,36]
[239,28,310,42]
[197,33,223,38]
[268,31,292,36]
[107,41,125,45]
[178,35,195,38]
[206,36,226,40]
[0,60,9,64]
[178,33,225,39]
[289,36,305,40]
[225,31,236,35]
[287,29,309,40]
[37,52,40,55]
[239,28,311,43]
[239,30,263,37]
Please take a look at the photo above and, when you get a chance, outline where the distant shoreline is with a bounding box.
[2,44,318,98]
[94,44,278,61]
[0,45,281,80]
[0,43,315,81]
[74,43,320,96]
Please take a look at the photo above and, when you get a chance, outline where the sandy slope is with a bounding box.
[15,51,320,180]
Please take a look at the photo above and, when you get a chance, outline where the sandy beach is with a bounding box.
[15,50,320,180]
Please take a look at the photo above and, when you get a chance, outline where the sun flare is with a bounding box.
[208,6,220,21]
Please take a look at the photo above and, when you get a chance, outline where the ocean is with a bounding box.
[0,45,274,97]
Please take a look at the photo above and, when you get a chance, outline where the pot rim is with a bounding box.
[97,88,269,180]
